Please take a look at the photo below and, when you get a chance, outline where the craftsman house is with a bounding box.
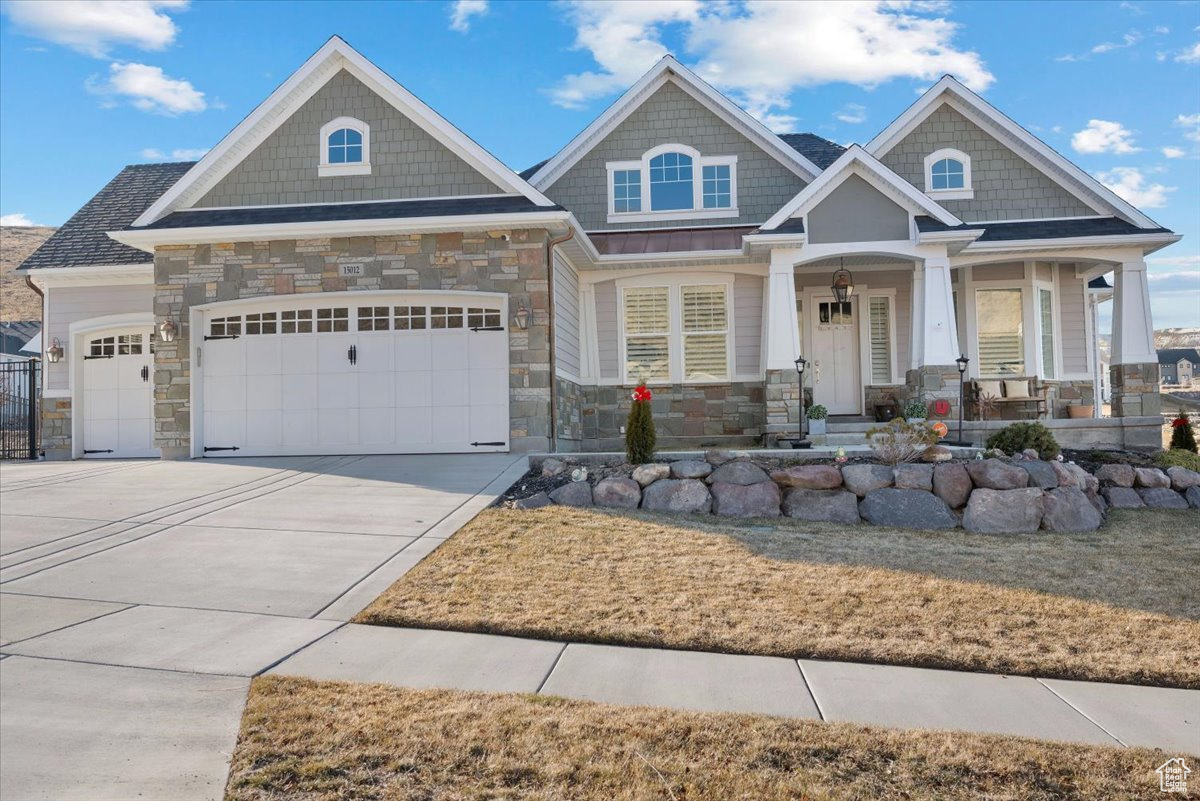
[18,36,1176,459]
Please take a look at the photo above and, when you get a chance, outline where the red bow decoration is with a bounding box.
[1172,417,1189,428]
[632,385,652,403]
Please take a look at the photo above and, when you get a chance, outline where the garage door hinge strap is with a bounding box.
[203,334,240,341]
[470,441,506,447]
[204,446,241,453]
[470,326,505,332]
[83,449,114,454]
[83,354,114,360]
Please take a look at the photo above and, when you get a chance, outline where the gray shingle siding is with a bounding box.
[195,70,504,208]
[543,81,808,230]
[880,104,1094,221]
[806,174,909,244]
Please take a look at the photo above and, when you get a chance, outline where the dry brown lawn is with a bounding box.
[225,676,1192,801]
[357,508,1200,688]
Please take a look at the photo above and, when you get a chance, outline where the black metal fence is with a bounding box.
[0,358,39,460]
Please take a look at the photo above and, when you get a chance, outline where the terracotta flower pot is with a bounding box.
[1067,404,1094,419]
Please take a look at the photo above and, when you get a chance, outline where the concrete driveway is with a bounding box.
[0,454,524,801]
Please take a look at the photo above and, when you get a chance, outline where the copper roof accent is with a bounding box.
[590,226,756,256]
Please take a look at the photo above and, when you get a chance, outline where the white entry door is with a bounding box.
[809,296,861,415]
[81,331,155,458]
[199,295,510,456]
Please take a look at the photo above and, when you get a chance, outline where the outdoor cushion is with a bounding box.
[977,380,1004,399]
[1004,380,1031,399]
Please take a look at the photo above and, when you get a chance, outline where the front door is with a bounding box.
[809,296,861,414]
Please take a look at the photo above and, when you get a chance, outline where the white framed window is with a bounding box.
[923,148,973,200]
[975,288,1024,376]
[1037,287,1056,379]
[623,286,671,384]
[318,116,371,177]
[681,285,729,381]
[607,145,738,223]
[619,275,735,385]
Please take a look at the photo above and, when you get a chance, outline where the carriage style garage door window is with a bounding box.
[197,292,509,457]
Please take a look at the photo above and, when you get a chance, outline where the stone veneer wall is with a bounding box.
[1044,380,1097,418]
[40,397,71,459]
[1110,363,1161,418]
[905,365,963,419]
[864,385,905,420]
[580,383,764,451]
[555,375,584,451]
[152,229,552,457]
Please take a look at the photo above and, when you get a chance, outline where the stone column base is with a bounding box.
[1110,362,1161,418]
[905,365,966,421]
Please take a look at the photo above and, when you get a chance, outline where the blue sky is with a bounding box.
[1,0,1197,327]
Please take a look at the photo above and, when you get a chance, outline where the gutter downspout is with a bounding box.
[545,226,575,453]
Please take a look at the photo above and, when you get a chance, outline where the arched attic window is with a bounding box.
[923,148,972,199]
[319,117,371,177]
[607,144,738,222]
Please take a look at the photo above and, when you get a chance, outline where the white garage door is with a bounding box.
[81,331,155,458]
[198,294,510,456]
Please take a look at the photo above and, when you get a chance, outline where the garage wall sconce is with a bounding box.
[158,319,178,343]
[46,337,64,363]
[513,305,530,330]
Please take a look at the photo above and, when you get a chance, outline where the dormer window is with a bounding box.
[607,144,738,223]
[318,116,371,177]
[923,148,972,200]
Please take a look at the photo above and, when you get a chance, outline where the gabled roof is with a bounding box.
[866,76,1161,229]
[761,145,963,231]
[133,36,552,227]
[526,55,822,189]
[20,163,192,270]
[914,215,1172,242]
[1157,348,1200,365]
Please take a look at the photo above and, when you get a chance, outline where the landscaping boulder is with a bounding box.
[1021,448,1040,460]
[1019,460,1059,490]
[1069,464,1099,495]
[710,481,781,518]
[932,463,973,509]
[540,457,568,478]
[893,463,933,491]
[858,489,956,530]
[1167,466,1200,492]
[1095,464,1134,487]
[1134,467,1171,489]
[631,463,670,487]
[1137,487,1189,509]
[771,464,842,490]
[1186,486,1200,509]
[549,481,593,508]
[670,460,712,479]
[963,488,1044,534]
[841,464,893,496]
[1050,460,1078,488]
[642,478,711,513]
[965,459,1029,490]
[592,477,641,509]
[1089,493,1108,516]
[708,460,771,486]
[1102,486,1144,509]
[782,489,860,525]
[705,449,736,466]
[514,492,552,510]
[1041,488,1102,532]
[921,445,954,463]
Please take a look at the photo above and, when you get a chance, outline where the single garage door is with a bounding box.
[81,330,155,458]
[198,293,509,456]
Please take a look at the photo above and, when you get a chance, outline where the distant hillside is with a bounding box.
[1,225,55,321]
[1098,328,1200,362]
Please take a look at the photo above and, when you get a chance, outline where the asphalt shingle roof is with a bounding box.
[19,162,194,270]
[1157,348,1200,365]
[914,215,1172,241]
[778,133,846,170]
[518,159,550,181]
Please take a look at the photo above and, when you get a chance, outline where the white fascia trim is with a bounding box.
[109,210,573,251]
[528,57,820,190]
[962,233,1182,254]
[595,248,747,264]
[134,37,552,226]
[865,77,1160,229]
[19,263,153,288]
[917,228,985,244]
[761,145,962,231]
[608,208,740,225]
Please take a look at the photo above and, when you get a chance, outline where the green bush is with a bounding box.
[903,399,927,419]
[1154,448,1200,472]
[985,422,1060,460]
[807,404,828,420]
[1169,410,1198,453]
[625,386,656,465]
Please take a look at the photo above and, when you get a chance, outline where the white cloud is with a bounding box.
[141,146,208,160]
[547,1,993,131]
[1176,113,1200,142]
[449,0,488,33]
[1177,42,1200,63]
[1148,254,1200,269]
[1162,146,1186,158]
[140,148,165,159]
[2,0,187,57]
[1071,119,1141,154]
[0,213,43,227]
[88,61,206,115]
[1095,167,1175,208]
[1091,30,1142,54]
[835,103,867,124]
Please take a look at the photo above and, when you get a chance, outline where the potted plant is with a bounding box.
[807,404,828,436]
[904,398,928,423]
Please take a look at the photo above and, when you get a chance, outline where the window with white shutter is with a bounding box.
[868,297,892,383]
[1039,288,1055,379]
[682,284,729,381]
[623,286,670,383]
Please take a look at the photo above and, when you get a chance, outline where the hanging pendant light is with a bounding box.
[831,258,854,303]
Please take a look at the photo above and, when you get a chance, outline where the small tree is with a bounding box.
[625,385,656,464]
[1170,410,1198,453]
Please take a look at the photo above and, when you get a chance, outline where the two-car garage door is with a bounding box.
[198,293,509,456]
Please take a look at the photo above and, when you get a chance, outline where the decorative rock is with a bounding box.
[1137,487,1189,509]
[513,492,552,510]
[1019,460,1059,490]
[1089,493,1108,516]
[1102,486,1144,509]
[841,464,894,496]
[1069,464,1099,495]
[1050,460,1078,488]
[631,463,670,487]
[1134,467,1170,489]
[1094,464,1134,487]
[670,460,712,479]
[708,460,771,486]
[1041,488,1103,532]
[641,479,712,514]
[921,445,954,463]
[710,481,782,518]
[985,448,1007,459]
[771,464,843,490]
[963,488,1044,534]
[705,449,736,466]
[1021,448,1040,460]
[858,489,957,530]
[540,458,568,478]
[1167,466,1200,492]
[592,477,641,509]
[965,459,1030,490]
[1186,486,1200,508]
[932,463,973,509]
[893,463,933,491]
[782,489,860,525]
[549,481,593,508]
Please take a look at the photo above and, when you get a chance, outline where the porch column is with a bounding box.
[1109,259,1160,418]
[763,249,802,437]
[906,255,962,418]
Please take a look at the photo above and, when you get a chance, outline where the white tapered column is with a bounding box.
[1111,260,1156,365]
[917,255,961,366]
[764,249,801,370]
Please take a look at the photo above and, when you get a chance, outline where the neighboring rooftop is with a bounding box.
[1157,348,1200,365]
[0,320,40,356]
[914,216,1172,241]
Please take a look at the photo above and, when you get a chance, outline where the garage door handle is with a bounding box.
[141,365,149,382]
[347,345,357,366]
